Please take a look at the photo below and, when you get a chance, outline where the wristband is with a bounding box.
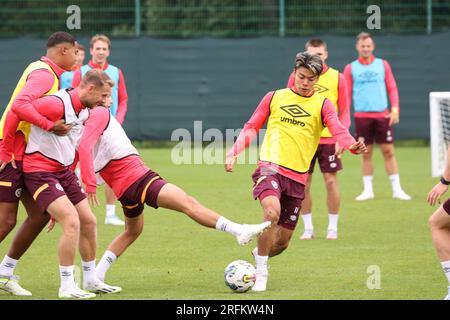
[440,177,450,185]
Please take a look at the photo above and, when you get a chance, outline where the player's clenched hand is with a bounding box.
[348,139,367,154]
[50,119,74,136]
[88,192,99,208]
[225,154,237,172]
[427,182,448,206]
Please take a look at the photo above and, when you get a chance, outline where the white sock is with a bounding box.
[0,255,18,277]
[59,265,76,290]
[363,176,373,193]
[106,204,116,218]
[389,174,402,194]
[82,260,97,286]
[301,213,314,230]
[215,216,243,237]
[441,260,450,285]
[328,213,339,231]
[254,250,268,273]
[96,250,117,281]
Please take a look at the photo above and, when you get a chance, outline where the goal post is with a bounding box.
[430,92,450,177]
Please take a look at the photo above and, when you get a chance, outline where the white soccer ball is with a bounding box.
[224,260,256,293]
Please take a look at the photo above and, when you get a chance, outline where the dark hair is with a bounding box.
[294,52,323,76]
[305,38,327,51]
[46,32,76,48]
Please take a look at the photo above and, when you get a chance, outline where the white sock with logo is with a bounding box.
[82,260,97,287]
[0,255,18,277]
[215,216,243,237]
[96,250,117,281]
[59,265,76,290]
[441,260,450,285]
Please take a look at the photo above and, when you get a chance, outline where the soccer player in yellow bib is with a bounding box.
[225,52,367,292]
[287,39,350,240]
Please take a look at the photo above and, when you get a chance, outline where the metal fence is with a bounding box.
[0,0,449,37]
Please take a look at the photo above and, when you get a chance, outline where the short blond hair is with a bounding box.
[80,69,115,88]
[356,32,374,43]
[90,34,111,49]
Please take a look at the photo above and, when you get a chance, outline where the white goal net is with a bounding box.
[430,92,450,177]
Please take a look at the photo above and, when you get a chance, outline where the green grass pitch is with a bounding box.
[0,146,446,300]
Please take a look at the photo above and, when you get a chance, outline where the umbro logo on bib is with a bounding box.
[280,105,311,118]
[313,84,329,94]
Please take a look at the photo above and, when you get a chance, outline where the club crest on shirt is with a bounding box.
[359,70,378,81]
[15,188,22,198]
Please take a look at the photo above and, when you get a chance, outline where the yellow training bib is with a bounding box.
[260,88,325,173]
[0,60,59,142]
[314,67,339,138]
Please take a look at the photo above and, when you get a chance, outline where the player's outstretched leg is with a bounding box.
[156,183,270,245]
[96,214,144,282]
[429,205,450,300]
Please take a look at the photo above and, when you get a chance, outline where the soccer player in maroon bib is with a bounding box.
[344,32,411,201]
